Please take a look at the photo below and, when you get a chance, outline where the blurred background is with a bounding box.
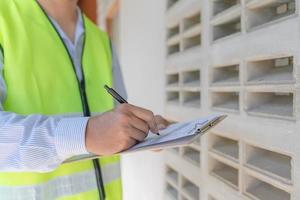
[80,0,299,200]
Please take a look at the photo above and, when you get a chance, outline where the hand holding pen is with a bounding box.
[85,85,169,156]
[104,85,164,136]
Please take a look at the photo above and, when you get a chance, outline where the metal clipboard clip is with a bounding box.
[195,115,227,135]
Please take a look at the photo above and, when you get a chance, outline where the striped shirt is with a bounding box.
[0,9,126,172]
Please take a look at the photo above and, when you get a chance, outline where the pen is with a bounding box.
[104,85,128,104]
[104,85,160,135]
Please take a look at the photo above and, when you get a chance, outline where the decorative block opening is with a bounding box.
[167,24,180,39]
[244,175,291,200]
[246,0,296,29]
[167,91,180,105]
[183,12,201,31]
[166,166,179,185]
[167,73,180,87]
[213,17,241,40]
[212,64,239,85]
[247,56,294,84]
[183,146,201,166]
[210,158,239,189]
[182,70,201,87]
[246,92,294,118]
[166,183,179,200]
[245,144,292,184]
[182,176,200,200]
[210,134,239,161]
[168,43,180,55]
[183,34,201,50]
[212,0,240,16]
[211,91,239,111]
[182,91,201,108]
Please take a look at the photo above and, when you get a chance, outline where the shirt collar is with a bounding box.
[74,8,85,44]
[49,7,85,46]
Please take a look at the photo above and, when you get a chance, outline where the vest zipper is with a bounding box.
[79,78,106,200]
[79,81,90,116]
[35,2,106,200]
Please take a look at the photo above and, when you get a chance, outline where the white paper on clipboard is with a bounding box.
[123,114,226,153]
[64,114,226,163]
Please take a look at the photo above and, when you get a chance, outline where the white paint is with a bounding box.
[98,0,166,198]
[105,0,167,199]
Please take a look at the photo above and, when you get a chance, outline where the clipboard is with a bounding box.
[123,114,226,153]
[64,114,227,163]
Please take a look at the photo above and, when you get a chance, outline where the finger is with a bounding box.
[129,127,148,142]
[127,104,155,122]
[127,104,158,133]
[129,115,150,133]
[148,117,159,134]
[154,115,170,130]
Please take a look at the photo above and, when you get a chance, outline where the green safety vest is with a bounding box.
[0,0,122,199]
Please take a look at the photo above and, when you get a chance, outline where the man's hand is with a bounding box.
[85,104,169,156]
[154,115,170,131]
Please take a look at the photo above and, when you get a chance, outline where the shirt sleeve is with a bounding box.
[0,50,89,172]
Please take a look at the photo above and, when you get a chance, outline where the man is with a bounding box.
[0,0,169,199]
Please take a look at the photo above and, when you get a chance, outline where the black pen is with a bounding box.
[104,85,128,104]
[104,85,160,135]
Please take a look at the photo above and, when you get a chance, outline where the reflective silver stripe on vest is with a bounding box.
[0,162,120,200]
[102,161,121,185]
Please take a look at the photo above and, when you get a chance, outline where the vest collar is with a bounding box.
[13,0,50,29]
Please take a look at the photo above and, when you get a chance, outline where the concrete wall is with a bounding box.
[164,0,300,200]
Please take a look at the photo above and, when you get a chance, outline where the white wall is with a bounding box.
[118,0,166,200]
